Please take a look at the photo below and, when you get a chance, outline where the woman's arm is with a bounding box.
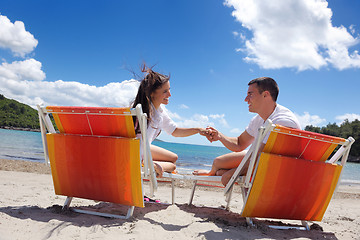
[171,127,208,138]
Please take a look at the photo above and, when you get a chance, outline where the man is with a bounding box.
[193,77,301,185]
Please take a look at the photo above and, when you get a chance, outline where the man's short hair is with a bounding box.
[248,77,279,102]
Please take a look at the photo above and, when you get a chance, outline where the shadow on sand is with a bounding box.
[0,202,338,240]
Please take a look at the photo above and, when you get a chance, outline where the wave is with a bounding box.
[340,179,360,185]
[2,154,43,162]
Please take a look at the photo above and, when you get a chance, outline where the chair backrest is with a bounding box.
[242,153,342,221]
[47,133,144,207]
[263,124,346,162]
[241,122,352,222]
[41,105,145,208]
[46,106,136,138]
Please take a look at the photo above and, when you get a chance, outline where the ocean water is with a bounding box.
[152,140,232,175]
[0,128,359,183]
[0,128,44,162]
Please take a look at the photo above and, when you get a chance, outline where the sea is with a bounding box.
[1,128,359,184]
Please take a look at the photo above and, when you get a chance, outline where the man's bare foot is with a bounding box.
[154,162,164,178]
[192,169,212,176]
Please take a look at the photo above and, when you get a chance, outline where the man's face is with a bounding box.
[244,84,263,113]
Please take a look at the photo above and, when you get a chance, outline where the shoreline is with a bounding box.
[0,126,40,132]
[1,158,360,239]
[0,158,51,174]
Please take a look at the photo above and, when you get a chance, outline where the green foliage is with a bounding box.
[0,94,40,129]
[305,119,360,158]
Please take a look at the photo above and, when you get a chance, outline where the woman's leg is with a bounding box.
[193,150,247,176]
[150,144,178,163]
[150,144,178,174]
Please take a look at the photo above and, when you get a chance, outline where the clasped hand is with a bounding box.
[199,126,219,143]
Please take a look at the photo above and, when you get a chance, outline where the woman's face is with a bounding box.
[151,81,171,108]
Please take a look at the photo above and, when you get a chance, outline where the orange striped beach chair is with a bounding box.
[224,119,355,230]
[37,104,157,219]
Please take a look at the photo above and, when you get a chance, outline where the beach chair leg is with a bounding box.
[62,196,135,219]
[246,217,255,227]
[225,185,233,210]
[189,180,197,205]
[171,179,175,205]
[62,197,73,210]
[72,206,135,219]
[267,220,311,230]
[301,220,310,231]
[240,186,248,203]
[148,179,155,198]
[127,206,135,219]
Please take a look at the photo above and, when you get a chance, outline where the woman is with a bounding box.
[132,65,208,177]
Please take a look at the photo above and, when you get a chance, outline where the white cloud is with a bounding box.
[230,128,241,134]
[0,59,140,108]
[232,31,246,41]
[163,107,182,120]
[295,112,326,129]
[174,114,213,128]
[349,25,356,35]
[0,59,45,81]
[179,104,189,109]
[0,15,38,57]
[335,113,360,125]
[209,113,229,128]
[224,0,360,70]
[168,112,230,129]
[209,114,223,119]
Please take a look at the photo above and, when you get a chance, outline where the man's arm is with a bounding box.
[207,127,254,152]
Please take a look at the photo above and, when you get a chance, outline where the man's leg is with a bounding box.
[221,158,249,186]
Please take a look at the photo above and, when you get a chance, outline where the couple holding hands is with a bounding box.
[132,65,301,185]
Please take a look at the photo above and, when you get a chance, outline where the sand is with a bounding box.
[0,158,359,240]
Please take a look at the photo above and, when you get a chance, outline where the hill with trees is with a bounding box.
[0,94,40,130]
[305,120,359,162]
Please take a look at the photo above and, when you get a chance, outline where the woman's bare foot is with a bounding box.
[192,169,212,176]
[153,162,164,178]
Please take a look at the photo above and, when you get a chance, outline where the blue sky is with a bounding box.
[1,0,359,146]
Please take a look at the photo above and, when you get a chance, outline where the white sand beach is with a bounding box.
[0,159,359,240]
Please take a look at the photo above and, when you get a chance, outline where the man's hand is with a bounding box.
[206,126,221,142]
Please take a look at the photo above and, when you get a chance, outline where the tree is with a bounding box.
[305,119,359,159]
[0,95,40,129]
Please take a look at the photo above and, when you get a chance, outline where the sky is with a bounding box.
[0,0,359,146]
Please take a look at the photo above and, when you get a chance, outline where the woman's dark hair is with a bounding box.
[132,64,170,133]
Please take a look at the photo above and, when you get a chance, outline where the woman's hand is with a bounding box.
[198,128,210,136]
[206,126,221,142]
[198,126,220,143]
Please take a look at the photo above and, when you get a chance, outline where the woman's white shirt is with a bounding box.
[137,104,177,144]
[147,104,177,143]
[137,104,177,159]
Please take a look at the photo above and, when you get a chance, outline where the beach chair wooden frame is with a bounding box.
[223,119,355,230]
[37,104,158,219]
